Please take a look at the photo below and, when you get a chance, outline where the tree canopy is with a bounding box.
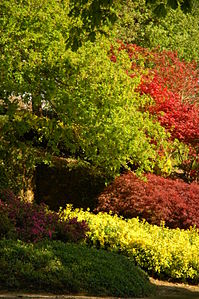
[0,0,198,194]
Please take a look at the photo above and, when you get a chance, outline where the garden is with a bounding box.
[0,0,199,297]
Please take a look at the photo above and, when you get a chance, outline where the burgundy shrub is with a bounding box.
[96,172,199,229]
[55,217,89,243]
[2,195,59,242]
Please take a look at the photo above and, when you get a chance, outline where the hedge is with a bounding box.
[60,205,199,283]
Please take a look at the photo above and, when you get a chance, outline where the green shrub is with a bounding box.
[60,205,199,283]
[0,239,153,297]
[0,209,15,239]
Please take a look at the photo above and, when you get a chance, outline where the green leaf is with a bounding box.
[167,0,178,9]
[153,3,167,17]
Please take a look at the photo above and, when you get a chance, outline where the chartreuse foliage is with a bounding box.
[0,0,115,192]
[60,205,199,283]
[58,38,175,176]
[1,33,176,192]
[0,239,153,297]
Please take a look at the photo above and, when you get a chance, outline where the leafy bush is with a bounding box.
[0,203,15,239]
[0,190,88,243]
[0,239,153,297]
[145,49,199,104]
[55,217,88,243]
[140,5,199,63]
[96,172,199,229]
[60,205,199,283]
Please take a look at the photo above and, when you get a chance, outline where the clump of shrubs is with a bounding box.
[61,205,199,284]
[96,171,199,229]
[0,189,89,243]
[0,239,153,297]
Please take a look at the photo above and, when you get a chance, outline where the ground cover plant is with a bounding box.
[61,205,199,284]
[96,171,199,229]
[0,239,153,297]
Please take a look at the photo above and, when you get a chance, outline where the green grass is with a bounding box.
[0,239,154,297]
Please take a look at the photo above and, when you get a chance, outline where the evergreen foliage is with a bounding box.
[0,239,153,297]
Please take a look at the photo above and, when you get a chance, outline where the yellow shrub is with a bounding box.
[59,204,199,283]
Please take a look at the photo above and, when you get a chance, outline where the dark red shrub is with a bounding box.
[96,172,199,229]
[55,217,89,243]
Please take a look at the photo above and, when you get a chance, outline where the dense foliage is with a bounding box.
[1,0,198,194]
[110,42,199,181]
[0,239,153,297]
[61,205,199,283]
[1,35,176,193]
[0,0,199,294]
[0,190,88,243]
[111,43,199,140]
[0,0,116,192]
[96,172,199,229]
[115,0,199,63]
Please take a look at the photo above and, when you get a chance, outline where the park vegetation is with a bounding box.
[0,0,199,295]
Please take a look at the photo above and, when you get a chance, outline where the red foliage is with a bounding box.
[96,172,199,229]
[114,42,199,145]
[110,42,199,180]
[149,50,199,104]
[117,43,199,104]
[140,76,199,144]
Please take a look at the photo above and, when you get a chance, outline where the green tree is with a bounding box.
[0,0,118,192]
[0,0,186,194]
[114,0,199,63]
